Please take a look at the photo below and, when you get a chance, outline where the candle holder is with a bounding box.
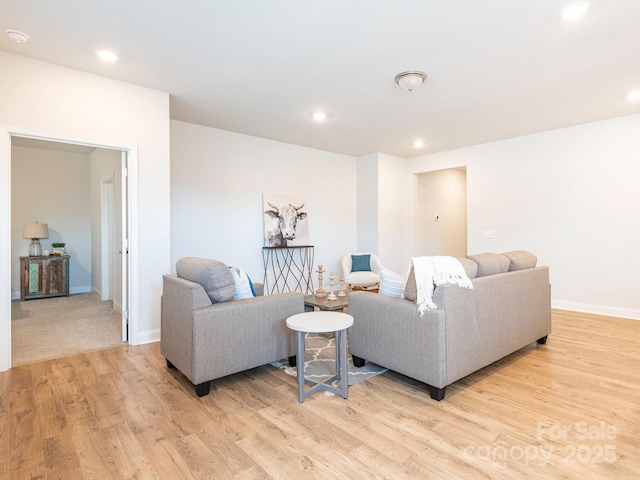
[327,271,338,301]
[337,275,346,297]
[315,265,327,297]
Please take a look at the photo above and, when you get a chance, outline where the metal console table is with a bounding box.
[262,245,315,295]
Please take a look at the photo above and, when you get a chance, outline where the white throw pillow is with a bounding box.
[379,266,408,298]
[228,267,255,300]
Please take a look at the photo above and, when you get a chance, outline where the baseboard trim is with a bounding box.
[552,300,639,321]
[70,286,92,295]
[137,328,160,345]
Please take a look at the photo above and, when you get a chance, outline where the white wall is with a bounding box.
[170,120,357,282]
[0,51,171,370]
[409,114,640,319]
[378,153,410,273]
[11,145,92,297]
[414,168,467,258]
[354,153,411,274]
[356,154,379,255]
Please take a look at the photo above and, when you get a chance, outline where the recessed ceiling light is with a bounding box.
[560,2,590,22]
[626,91,640,101]
[96,49,118,62]
[413,140,425,148]
[312,112,327,121]
[6,29,30,43]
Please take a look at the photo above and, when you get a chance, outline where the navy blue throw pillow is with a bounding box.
[351,254,371,272]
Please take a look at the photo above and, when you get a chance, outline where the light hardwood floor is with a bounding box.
[1,309,638,479]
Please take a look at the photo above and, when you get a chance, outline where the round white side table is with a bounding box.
[286,311,354,403]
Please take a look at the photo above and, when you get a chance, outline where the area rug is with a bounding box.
[272,333,387,394]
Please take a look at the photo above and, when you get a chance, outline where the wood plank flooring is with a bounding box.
[1,309,638,479]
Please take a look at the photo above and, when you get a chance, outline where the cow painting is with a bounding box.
[263,196,309,247]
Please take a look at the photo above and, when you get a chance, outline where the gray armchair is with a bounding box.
[161,257,304,397]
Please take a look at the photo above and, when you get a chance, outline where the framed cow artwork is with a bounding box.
[263,193,310,247]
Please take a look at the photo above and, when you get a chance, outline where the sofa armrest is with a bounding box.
[161,274,212,377]
[347,291,447,387]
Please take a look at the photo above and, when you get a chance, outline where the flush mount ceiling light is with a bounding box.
[413,140,425,148]
[395,71,427,93]
[6,29,30,43]
[96,49,118,62]
[560,1,590,21]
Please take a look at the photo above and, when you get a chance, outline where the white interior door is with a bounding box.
[100,177,114,302]
[108,179,116,302]
[120,152,128,342]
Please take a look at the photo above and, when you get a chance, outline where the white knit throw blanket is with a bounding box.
[409,256,473,316]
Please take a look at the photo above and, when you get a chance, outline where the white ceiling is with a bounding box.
[2,0,640,158]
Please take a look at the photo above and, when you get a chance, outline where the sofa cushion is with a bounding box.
[502,250,537,271]
[466,253,510,277]
[176,257,236,303]
[457,257,478,279]
[379,266,408,298]
[351,254,371,272]
[229,266,256,300]
[403,257,476,301]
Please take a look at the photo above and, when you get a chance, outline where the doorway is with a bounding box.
[414,167,467,257]
[9,135,130,364]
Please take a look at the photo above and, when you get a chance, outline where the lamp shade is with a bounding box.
[23,222,49,239]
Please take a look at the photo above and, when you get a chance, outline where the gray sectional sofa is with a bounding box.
[161,257,304,397]
[347,251,551,400]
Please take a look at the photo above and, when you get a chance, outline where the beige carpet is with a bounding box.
[11,292,124,366]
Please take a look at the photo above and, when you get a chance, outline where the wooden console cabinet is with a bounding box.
[20,255,70,301]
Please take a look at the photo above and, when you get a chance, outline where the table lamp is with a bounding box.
[23,222,49,256]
